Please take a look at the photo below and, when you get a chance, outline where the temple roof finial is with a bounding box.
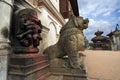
[115,24,119,31]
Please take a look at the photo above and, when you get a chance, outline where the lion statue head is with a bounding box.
[60,15,89,34]
[73,16,89,30]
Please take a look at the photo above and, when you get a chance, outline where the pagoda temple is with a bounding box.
[91,30,111,50]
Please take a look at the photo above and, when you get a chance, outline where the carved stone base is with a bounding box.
[8,53,49,80]
[50,68,87,80]
[48,58,87,80]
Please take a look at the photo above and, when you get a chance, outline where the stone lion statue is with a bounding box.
[43,15,89,69]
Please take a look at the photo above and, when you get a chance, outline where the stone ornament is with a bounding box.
[44,15,89,69]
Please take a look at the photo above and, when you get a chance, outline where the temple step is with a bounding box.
[8,53,50,80]
[45,74,87,80]
[49,67,87,80]
[45,75,63,80]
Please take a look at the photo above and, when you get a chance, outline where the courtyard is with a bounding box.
[84,50,120,80]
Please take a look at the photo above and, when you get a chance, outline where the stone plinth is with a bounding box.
[8,53,49,80]
[48,58,87,80]
[50,68,87,80]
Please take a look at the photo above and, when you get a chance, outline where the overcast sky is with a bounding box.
[77,0,120,42]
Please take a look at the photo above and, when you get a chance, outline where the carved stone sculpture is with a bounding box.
[44,15,89,69]
[11,9,42,53]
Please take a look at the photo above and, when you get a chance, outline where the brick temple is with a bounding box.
[91,30,111,50]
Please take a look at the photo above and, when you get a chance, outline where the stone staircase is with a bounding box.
[8,53,49,80]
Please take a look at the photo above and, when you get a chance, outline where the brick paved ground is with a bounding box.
[84,50,120,80]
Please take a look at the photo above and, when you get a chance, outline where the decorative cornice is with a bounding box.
[38,0,65,26]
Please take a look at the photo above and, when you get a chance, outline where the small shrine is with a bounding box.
[107,24,120,50]
[91,30,111,50]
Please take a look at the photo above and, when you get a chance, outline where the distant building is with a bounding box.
[91,30,111,50]
[107,24,120,51]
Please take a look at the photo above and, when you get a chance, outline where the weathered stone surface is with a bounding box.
[44,15,89,69]
[49,58,87,80]
[43,15,89,80]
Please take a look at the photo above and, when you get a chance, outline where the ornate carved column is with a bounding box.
[0,0,14,80]
[8,9,49,80]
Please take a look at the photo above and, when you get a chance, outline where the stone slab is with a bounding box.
[49,64,87,80]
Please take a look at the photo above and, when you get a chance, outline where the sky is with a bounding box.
[77,0,120,42]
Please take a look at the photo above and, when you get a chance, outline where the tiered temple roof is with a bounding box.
[91,30,111,50]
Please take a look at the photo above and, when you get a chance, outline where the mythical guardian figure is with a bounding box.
[44,15,89,69]
[11,9,42,53]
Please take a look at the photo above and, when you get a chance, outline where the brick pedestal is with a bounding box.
[8,53,49,80]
